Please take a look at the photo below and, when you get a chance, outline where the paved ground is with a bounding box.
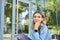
[3,37,11,40]
[3,34,17,40]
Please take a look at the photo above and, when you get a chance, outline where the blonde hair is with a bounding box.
[32,11,46,29]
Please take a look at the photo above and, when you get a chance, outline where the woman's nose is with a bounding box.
[35,17,39,20]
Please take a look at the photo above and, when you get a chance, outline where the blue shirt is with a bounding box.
[28,24,52,40]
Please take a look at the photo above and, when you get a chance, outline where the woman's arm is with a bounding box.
[28,25,52,40]
[33,25,52,40]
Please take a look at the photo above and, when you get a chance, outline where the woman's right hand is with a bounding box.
[34,22,41,30]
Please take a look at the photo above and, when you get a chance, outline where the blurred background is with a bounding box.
[0,0,60,40]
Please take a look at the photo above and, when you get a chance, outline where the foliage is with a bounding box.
[44,0,60,26]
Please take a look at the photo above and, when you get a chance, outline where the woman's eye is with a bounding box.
[34,16,41,18]
[34,16,36,18]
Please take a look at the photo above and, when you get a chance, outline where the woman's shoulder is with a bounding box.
[41,24,48,28]
[40,24,48,31]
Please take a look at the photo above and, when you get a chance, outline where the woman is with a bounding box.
[28,11,52,40]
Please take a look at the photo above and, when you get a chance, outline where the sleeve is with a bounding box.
[33,26,49,40]
[28,28,33,40]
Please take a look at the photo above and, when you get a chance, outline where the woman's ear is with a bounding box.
[43,18,45,21]
[42,18,46,24]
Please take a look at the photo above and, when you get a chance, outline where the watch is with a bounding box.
[34,30,38,32]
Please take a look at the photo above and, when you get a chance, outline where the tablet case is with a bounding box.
[16,33,31,40]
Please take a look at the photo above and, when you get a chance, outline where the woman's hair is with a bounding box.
[32,11,46,29]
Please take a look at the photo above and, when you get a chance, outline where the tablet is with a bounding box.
[16,33,31,40]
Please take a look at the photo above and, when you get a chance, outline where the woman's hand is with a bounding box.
[34,22,41,30]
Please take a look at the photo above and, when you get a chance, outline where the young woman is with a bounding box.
[28,11,52,40]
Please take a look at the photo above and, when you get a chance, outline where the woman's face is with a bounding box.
[33,13,43,23]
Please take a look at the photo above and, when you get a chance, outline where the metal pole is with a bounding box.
[11,0,16,40]
[39,0,44,11]
[55,0,58,39]
[16,0,18,34]
[28,2,32,34]
[0,0,4,40]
